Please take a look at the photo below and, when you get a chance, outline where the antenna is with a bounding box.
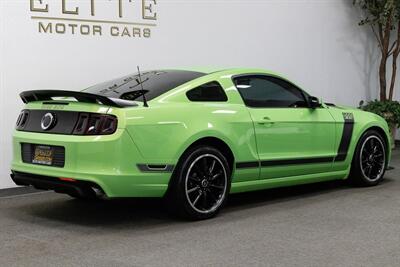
[137,66,149,107]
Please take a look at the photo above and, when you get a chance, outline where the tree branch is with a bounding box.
[388,40,398,57]
[371,25,384,53]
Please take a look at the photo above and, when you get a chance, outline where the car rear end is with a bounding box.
[10,92,171,199]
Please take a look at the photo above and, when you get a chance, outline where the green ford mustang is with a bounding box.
[11,68,391,219]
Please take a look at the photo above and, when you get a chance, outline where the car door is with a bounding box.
[233,75,336,179]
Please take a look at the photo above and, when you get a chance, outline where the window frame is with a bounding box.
[186,81,228,102]
[232,74,311,109]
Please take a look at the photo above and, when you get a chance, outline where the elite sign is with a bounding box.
[29,0,158,38]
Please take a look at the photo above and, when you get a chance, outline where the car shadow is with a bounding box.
[12,177,394,228]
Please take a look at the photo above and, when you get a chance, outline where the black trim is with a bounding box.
[236,161,260,169]
[20,90,137,108]
[137,164,175,173]
[10,171,104,198]
[42,101,70,105]
[334,113,355,162]
[236,157,334,169]
[261,157,334,167]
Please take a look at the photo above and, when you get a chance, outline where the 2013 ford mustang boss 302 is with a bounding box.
[11,68,391,220]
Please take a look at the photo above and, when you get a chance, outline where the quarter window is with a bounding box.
[234,76,308,108]
[186,82,228,102]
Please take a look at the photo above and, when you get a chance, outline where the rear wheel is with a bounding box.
[166,146,231,220]
[349,130,387,186]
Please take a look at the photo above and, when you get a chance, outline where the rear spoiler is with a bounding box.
[20,90,138,108]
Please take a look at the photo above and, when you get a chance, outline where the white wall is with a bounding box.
[0,0,382,189]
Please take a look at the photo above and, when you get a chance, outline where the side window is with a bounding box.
[234,76,308,108]
[186,81,228,102]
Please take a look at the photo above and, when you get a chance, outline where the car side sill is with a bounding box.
[230,170,348,194]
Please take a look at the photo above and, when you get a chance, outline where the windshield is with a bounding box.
[83,70,206,101]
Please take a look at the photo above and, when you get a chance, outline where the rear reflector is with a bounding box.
[59,177,77,182]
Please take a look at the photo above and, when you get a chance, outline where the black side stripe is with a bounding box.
[236,157,334,169]
[236,161,260,169]
[334,114,354,162]
[260,156,334,167]
[235,113,355,169]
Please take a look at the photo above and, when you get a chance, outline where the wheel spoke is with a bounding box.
[187,186,200,194]
[210,171,222,181]
[207,189,218,202]
[209,160,216,174]
[188,176,200,184]
[202,191,208,209]
[367,165,372,177]
[209,184,224,190]
[369,139,375,150]
[202,158,208,173]
[192,192,201,206]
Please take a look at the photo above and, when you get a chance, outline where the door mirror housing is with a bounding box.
[308,96,321,109]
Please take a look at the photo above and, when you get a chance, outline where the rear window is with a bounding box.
[186,82,228,102]
[83,70,205,101]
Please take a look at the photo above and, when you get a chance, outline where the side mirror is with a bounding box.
[308,96,321,109]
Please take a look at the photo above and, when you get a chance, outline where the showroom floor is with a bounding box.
[1,152,400,267]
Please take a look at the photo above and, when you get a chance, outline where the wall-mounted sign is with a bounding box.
[30,0,158,38]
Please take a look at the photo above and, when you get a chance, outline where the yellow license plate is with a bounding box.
[32,145,54,166]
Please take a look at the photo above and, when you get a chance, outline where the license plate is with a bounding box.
[32,145,54,166]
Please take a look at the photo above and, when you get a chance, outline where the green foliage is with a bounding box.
[359,99,400,126]
[354,0,400,27]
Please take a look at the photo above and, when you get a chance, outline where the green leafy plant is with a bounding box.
[354,0,400,101]
[360,100,400,126]
[360,99,400,147]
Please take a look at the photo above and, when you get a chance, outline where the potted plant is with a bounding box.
[359,100,400,147]
[354,0,400,148]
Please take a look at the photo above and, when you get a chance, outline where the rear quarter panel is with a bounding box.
[118,74,260,182]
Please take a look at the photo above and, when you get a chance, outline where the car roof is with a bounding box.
[167,67,284,77]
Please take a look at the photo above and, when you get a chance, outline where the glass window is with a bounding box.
[83,70,206,101]
[234,76,308,108]
[186,82,228,102]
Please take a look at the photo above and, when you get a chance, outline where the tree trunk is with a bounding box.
[389,54,398,101]
[379,54,388,101]
[388,21,400,101]
[378,9,394,101]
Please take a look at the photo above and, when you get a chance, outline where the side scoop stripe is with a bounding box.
[333,116,355,162]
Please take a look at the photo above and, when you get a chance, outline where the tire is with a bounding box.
[166,146,231,220]
[349,130,387,186]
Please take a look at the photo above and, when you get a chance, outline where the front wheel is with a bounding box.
[166,146,231,220]
[349,130,387,186]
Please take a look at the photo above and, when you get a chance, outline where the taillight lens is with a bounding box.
[15,110,29,130]
[73,113,117,135]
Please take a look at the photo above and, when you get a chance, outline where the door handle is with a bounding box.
[258,116,274,125]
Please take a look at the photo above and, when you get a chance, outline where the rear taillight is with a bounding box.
[73,113,117,135]
[15,110,29,130]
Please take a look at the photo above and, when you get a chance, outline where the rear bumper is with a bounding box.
[11,171,103,198]
[11,129,173,198]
